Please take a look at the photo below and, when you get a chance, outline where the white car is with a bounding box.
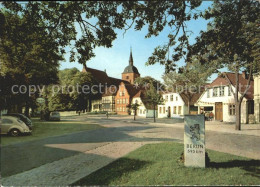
[0,116,32,136]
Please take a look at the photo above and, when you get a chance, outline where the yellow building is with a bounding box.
[254,72,260,123]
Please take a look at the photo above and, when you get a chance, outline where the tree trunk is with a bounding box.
[24,100,30,118]
[134,110,136,121]
[235,65,241,130]
[153,104,156,122]
[235,101,242,130]
[187,100,190,115]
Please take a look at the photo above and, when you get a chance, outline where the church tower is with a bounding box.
[122,48,140,84]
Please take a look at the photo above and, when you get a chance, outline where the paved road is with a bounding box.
[1,115,260,185]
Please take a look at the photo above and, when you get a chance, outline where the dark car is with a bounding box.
[3,113,33,130]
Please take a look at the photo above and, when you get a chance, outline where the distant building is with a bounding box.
[158,92,201,119]
[115,82,140,115]
[121,48,140,84]
[83,48,142,114]
[254,72,260,123]
[195,72,254,123]
[82,67,129,112]
[131,90,157,118]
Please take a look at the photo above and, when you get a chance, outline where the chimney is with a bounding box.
[242,71,248,79]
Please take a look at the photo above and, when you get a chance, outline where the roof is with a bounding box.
[209,72,254,100]
[124,83,141,97]
[122,65,140,74]
[82,67,110,85]
[133,90,155,110]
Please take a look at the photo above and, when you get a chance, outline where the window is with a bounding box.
[173,106,177,114]
[178,106,182,114]
[170,95,173,101]
[117,99,119,104]
[140,109,142,114]
[122,92,125,96]
[143,110,146,114]
[119,91,122,96]
[213,87,218,97]
[123,107,125,112]
[123,99,125,104]
[159,107,162,114]
[120,107,122,111]
[228,86,232,96]
[135,100,139,104]
[120,99,122,104]
[126,76,129,79]
[117,107,119,111]
[207,89,210,98]
[163,107,165,114]
[165,95,169,101]
[219,86,225,96]
[229,104,235,115]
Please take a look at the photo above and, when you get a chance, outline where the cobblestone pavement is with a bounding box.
[1,114,260,186]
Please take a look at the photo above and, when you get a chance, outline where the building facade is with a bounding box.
[158,93,188,118]
[195,72,254,123]
[254,73,260,123]
[131,90,157,118]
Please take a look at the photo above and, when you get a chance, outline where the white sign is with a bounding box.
[184,115,205,168]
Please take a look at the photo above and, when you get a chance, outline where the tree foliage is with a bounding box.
[188,0,260,130]
[163,57,214,113]
[44,68,94,112]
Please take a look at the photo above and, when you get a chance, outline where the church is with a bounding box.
[83,48,142,114]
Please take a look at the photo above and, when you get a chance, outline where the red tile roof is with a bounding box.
[209,72,254,100]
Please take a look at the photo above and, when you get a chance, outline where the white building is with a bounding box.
[131,90,157,118]
[195,72,254,123]
[254,72,260,123]
[158,92,200,119]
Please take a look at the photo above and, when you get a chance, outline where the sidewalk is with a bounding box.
[205,121,260,137]
[149,120,260,137]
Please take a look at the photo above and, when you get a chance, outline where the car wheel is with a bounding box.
[9,129,20,137]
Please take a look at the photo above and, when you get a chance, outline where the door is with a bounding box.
[168,106,171,118]
[215,102,223,121]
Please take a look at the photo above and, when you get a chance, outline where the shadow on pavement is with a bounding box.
[1,125,177,178]
[72,158,151,186]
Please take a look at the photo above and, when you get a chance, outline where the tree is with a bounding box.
[145,84,164,122]
[128,103,140,121]
[189,0,260,130]
[1,1,202,71]
[163,58,214,114]
[134,76,165,91]
[0,11,62,116]
[45,68,94,112]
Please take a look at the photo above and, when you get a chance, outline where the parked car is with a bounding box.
[1,116,32,136]
[3,113,33,130]
[49,111,60,121]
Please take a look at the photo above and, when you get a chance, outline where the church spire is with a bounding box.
[129,47,133,66]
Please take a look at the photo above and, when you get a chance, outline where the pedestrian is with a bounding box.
[209,112,214,121]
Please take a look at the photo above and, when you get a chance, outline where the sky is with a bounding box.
[59,1,218,83]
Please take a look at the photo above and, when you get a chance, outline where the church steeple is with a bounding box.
[122,46,140,84]
[129,47,133,66]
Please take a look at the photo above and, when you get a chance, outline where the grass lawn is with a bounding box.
[1,118,102,146]
[74,142,260,186]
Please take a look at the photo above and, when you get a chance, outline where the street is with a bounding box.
[1,115,260,185]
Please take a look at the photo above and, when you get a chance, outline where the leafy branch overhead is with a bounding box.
[1,1,202,70]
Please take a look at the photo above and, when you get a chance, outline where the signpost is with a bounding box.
[184,115,205,168]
